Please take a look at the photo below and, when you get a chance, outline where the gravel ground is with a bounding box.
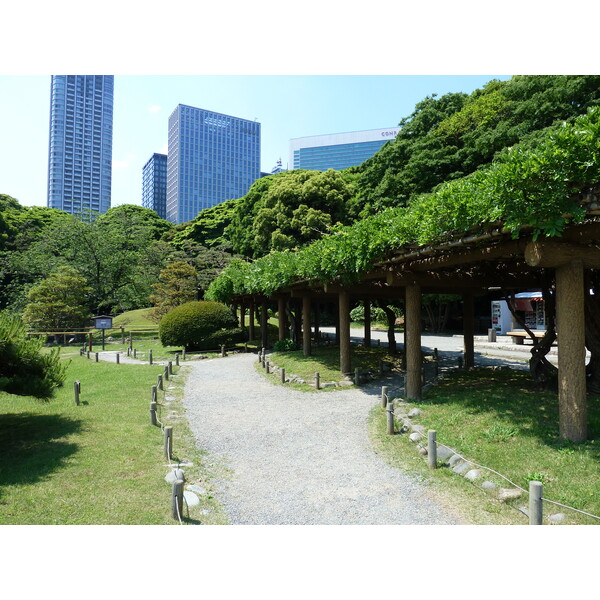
[182,352,463,525]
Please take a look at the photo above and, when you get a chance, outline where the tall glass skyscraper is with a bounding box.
[166,104,260,224]
[47,75,114,215]
[289,127,399,171]
[142,153,168,219]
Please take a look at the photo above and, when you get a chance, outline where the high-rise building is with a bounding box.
[166,104,261,224]
[289,127,399,171]
[142,153,168,219]
[47,75,114,215]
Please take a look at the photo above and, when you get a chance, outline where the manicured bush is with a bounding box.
[158,301,239,350]
[273,338,298,352]
[0,311,67,397]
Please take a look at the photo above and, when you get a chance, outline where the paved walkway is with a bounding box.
[182,353,463,525]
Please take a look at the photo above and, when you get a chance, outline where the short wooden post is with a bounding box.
[266,360,270,374]
[95,352,99,362]
[488,328,497,342]
[428,430,437,469]
[281,368,286,384]
[129,334,133,350]
[257,349,262,363]
[381,385,388,408]
[244,342,248,353]
[355,367,360,386]
[86,351,90,359]
[386,399,395,435]
[116,353,120,364]
[529,480,543,525]
[158,374,163,390]
[168,361,173,375]
[182,348,186,361]
[164,366,169,381]
[133,348,137,358]
[151,385,157,404]
[121,326,125,344]
[127,347,130,357]
[149,349,153,365]
[221,345,226,357]
[164,426,173,460]
[315,372,320,390]
[175,353,180,366]
[262,354,266,368]
[172,479,184,521]
[74,381,80,406]
[150,401,157,426]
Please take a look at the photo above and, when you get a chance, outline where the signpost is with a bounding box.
[93,316,113,351]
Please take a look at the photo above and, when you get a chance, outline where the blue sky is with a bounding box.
[0,74,511,208]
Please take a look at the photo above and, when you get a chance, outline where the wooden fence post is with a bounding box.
[150,401,157,426]
[175,353,180,367]
[164,426,173,461]
[529,481,543,525]
[116,353,120,364]
[428,430,437,469]
[164,366,169,381]
[381,385,388,408]
[172,479,184,521]
[95,352,99,362]
[158,374,163,390]
[168,361,173,375]
[387,399,395,435]
[149,349,153,365]
[74,381,80,406]
[151,385,157,404]
[355,367,360,386]
[281,368,286,384]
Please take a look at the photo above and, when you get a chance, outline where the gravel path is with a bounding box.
[182,353,463,525]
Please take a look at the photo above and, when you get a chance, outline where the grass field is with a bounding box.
[0,348,227,525]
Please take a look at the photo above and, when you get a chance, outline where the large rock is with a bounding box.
[481,481,497,491]
[452,461,471,475]
[448,454,463,467]
[409,432,422,443]
[408,408,421,418]
[498,488,522,502]
[436,446,455,463]
[464,469,482,481]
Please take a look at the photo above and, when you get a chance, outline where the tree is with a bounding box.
[22,266,92,331]
[226,169,356,258]
[149,260,198,320]
[0,311,67,398]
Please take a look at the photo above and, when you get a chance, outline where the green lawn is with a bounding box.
[370,368,600,525]
[0,349,227,525]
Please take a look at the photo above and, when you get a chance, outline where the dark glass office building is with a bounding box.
[142,153,168,219]
[47,75,114,215]
[166,104,261,224]
[289,127,399,171]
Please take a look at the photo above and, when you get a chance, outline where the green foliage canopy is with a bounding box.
[207,107,600,303]
[0,311,67,397]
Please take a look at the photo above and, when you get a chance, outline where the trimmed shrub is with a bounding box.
[0,311,68,398]
[158,301,238,350]
[273,338,298,352]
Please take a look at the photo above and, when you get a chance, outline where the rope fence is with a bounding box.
[386,399,600,524]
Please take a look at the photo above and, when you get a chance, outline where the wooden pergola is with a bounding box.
[233,217,600,443]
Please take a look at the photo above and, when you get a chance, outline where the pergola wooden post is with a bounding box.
[261,301,269,349]
[339,289,351,375]
[314,302,321,345]
[405,283,422,400]
[463,292,475,369]
[363,299,372,348]
[556,260,588,442]
[302,294,312,356]
[239,301,246,329]
[277,296,287,341]
[248,298,255,342]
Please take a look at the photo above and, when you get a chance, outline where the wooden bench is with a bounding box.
[506,330,547,345]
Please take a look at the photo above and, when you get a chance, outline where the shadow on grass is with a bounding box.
[269,344,403,378]
[0,413,82,495]
[423,368,600,454]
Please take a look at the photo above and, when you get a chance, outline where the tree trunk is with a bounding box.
[377,300,397,353]
[584,271,600,394]
[504,284,558,386]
